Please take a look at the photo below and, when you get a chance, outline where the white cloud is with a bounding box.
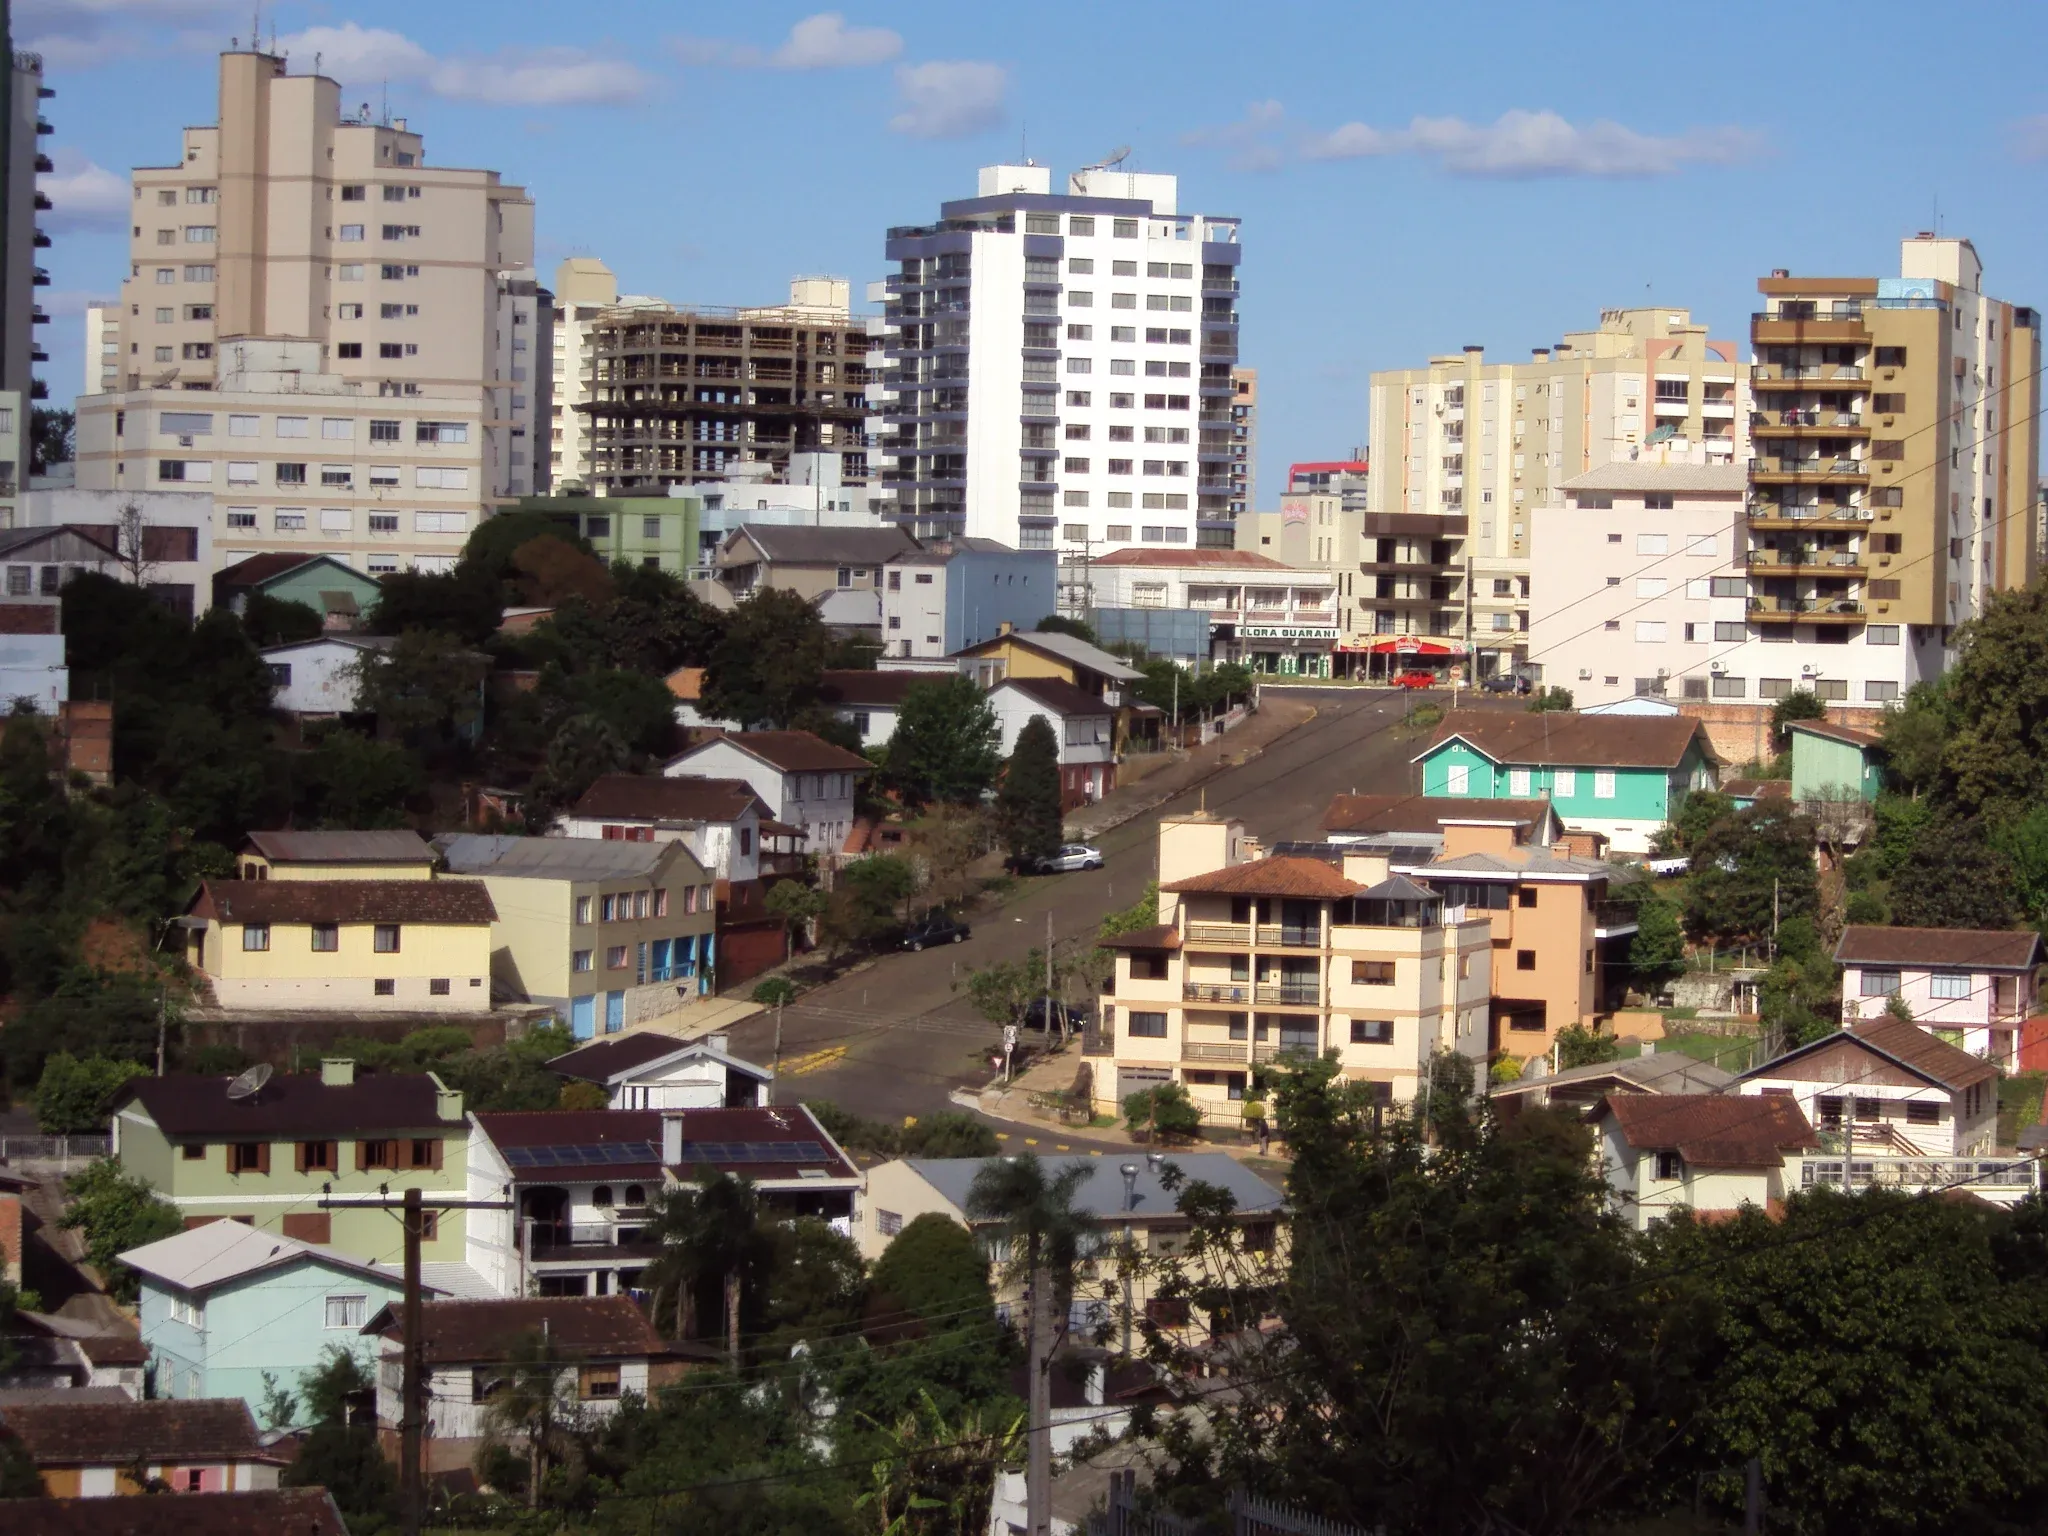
[888,60,1006,140]
[19,0,234,67]
[41,148,130,232]
[1180,99,1288,172]
[276,24,648,107]
[1305,109,1763,177]
[770,13,902,69]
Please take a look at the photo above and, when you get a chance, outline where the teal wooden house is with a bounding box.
[1414,711,1720,854]
[1786,720,1884,803]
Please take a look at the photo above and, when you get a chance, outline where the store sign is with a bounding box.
[1241,626,1338,642]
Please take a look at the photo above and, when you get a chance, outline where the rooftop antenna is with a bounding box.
[226,1062,274,1103]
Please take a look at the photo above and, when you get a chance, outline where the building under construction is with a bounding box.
[575,277,877,496]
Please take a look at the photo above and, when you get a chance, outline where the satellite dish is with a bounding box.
[226,1063,273,1102]
[1079,146,1134,175]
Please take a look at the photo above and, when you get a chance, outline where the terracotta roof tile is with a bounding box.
[1786,719,1884,750]
[1161,857,1361,899]
[365,1295,684,1365]
[1834,925,2045,972]
[191,878,495,926]
[1601,1092,1818,1167]
[117,1071,462,1138]
[1422,710,1715,770]
[1846,1017,2000,1091]
[999,676,1115,717]
[241,830,435,864]
[818,669,952,707]
[1321,794,1556,836]
[2,1490,347,1536]
[570,774,766,825]
[1098,923,1181,951]
[0,1397,270,1467]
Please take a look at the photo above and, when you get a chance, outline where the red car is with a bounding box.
[1392,670,1436,689]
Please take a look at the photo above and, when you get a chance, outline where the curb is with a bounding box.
[1064,706,1318,842]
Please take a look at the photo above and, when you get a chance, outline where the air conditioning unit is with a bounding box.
[1577,668,1592,681]
[1800,664,1819,676]
[1710,661,1728,674]
[177,435,194,447]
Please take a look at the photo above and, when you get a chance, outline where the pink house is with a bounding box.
[1834,925,2045,1069]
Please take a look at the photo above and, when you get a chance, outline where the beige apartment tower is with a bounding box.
[74,48,537,572]
[1366,307,1750,676]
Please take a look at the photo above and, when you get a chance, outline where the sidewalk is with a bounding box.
[1064,695,1316,843]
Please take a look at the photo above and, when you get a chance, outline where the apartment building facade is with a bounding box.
[1088,811,1493,1123]
[548,256,663,491]
[1228,366,1257,516]
[873,164,1242,555]
[74,48,538,572]
[577,278,873,498]
[0,44,51,526]
[1367,308,1750,678]
[1737,236,2039,709]
[1076,547,1337,675]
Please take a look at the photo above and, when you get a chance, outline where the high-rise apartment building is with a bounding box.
[547,257,664,492]
[0,34,50,521]
[574,277,872,498]
[1228,365,1257,515]
[1367,308,1750,679]
[74,48,537,571]
[82,300,120,394]
[874,164,1242,554]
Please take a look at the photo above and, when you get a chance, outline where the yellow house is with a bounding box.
[952,625,1149,755]
[185,878,497,1013]
[236,829,438,883]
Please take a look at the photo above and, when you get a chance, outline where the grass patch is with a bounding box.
[1659,1030,1759,1071]
[978,872,1019,901]
[1999,1072,2047,1148]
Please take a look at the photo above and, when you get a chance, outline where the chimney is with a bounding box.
[320,1058,356,1087]
[429,1073,463,1122]
[662,1115,684,1165]
[998,620,1014,636]
[1551,841,1575,859]
[706,1033,730,1054]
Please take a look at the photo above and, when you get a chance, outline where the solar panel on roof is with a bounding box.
[675,1140,831,1164]
[504,1141,658,1170]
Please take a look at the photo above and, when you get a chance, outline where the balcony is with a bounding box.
[1753,364,1865,387]
[1182,1041,1250,1065]
[1752,409,1867,435]
[1746,500,1872,529]
[1745,548,1867,576]
[1592,901,1640,938]
[529,1223,661,1261]
[1184,981,1251,1004]
[1751,312,1870,345]
[1752,455,1868,483]
[1253,982,1321,1007]
[1801,1157,2035,1195]
[1254,925,1322,949]
[1748,596,1867,624]
[1186,922,1251,947]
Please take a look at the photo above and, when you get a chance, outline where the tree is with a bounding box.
[365,563,505,644]
[764,879,826,952]
[961,955,1041,1030]
[887,677,1001,809]
[528,712,628,818]
[1651,1190,2048,1534]
[1683,801,1819,945]
[1526,686,1574,712]
[643,1171,772,1360]
[966,1154,1091,1536]
[508,534,614,607]
[349,629,490,743]
[1033,614,1096,644]
[1770,686,1828,751]
[1123,1081,1201,1143]
[702,588,832,729]
[1992,803,2048,932]
[825,855,918,952]
[1924,579,2048,823]
[995,716,1062,866]
[912,806,990,912]
[1656,789,1736,856]
[1879,680,1950,798]
[59,1159,182,1302]
[293,727,422,827]
[759,1217,867,1340]
[1552,1025,1619,1070]
[33,1052,148,1133]
[482,1327,585,1509]
[541,666,678,757]
[462,510,595,585]
[30,406,73,474]
[258,1370,299,1431]
[239,592,324,647]
[1889,816,2018,930]
[1628,896,1687,988]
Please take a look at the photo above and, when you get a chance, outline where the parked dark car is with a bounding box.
[900,913,971,951]
[1481,671,1530,695]
[1023,998,1093,1031]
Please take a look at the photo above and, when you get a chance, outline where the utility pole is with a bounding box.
[769,996,785,1101]
[1044,907,1056,1041]
[154,986,168,1077]
[1026,1252,1053,1536]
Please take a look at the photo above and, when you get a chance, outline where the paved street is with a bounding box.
[728,687,1491,1124]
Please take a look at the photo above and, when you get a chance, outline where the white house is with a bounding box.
[556,774,769,885]
[816,668,937,750]
[663,731,870,864]
[15,485,217,621]
[259,634,395,717]
[1833,925,2044,1069]
[546,1030,774,1110]
[1735,1017,2002,1159]
[1592,1091,1818,1231]
[988,676,1116,808]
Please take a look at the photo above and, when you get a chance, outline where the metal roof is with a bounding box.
[901,1153,1283,1222]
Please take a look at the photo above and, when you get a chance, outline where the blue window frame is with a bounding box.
[605,991,626,1033]
[570,994,596,1040]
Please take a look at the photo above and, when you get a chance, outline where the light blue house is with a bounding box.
[1787,719,1884,803]
[120,1218,484,1424]
[1413,710,1719,854]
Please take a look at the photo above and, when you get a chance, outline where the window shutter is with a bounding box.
[256,1141,272,1175]
[294,1142,308,1174]
[355,1140,370,1172]
[428,1136,444,1171]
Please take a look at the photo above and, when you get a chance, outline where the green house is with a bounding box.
[213,553,383,629]
[1787,720,1884,803]
[1413,710,1719,855]
[512,494,702,574]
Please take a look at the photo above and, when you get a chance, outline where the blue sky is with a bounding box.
[26,0,2048,497]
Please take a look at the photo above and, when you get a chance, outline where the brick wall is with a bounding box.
[0,1189,22,1287]
[1678,701,1886,771]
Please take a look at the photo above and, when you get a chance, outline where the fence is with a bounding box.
[0,1134,110,1167]
[1090,1470,1369,1536]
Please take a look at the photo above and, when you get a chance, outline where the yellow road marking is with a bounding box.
[777,1046,848,1076]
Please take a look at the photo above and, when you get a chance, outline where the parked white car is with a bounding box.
[1032,843,1105,873]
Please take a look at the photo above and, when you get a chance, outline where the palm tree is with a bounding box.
[640,1171,768,1363]
[966,1154,1090,1536]
[480,1328,581,1509]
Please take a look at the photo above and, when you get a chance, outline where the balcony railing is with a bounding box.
[1750,596,1867,619]
[1747,502,1873,524]
[1185,922,1250,947]
[529,1223,660,1258]
[1253,982,1321,1006]
[1254,926,1322,949]
[1755,364,1866,384]
[1801,1157,2035,1192]
[1182,1041,1250,1064]
[1184,981,1251,1004]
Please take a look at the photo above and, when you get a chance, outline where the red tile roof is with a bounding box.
[1601,1092,1818,1168]
[1321,794,1555,836]
[0,1397,271,1467]
[240,830,435,865]
[571,774,766,824]
[1846,1017,2000,1091]
[1161,856,1360,899]
[191,878,496,926]
[365,1295,687,1365]
[1786,719,1884,750]
[1424,710,1715,770]
[117,1071,463,1138]
[818,669,947,707]
[998,676,1115,717]
[2,1490,347,1536]
[1834,925,2045,972]
[1098,923,1182,951]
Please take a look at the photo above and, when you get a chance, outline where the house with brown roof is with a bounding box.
[2,1488,347,1535]
[817,667,945,749]
[1414,709,1719,853]
[547,1030,773,1111]
[463,1105,861,1299]
[988,675,1118,808]
[1592,1092,1819,1230]
[1787,718,1886,804]
[1833,925,2044,1069]
[0,1396,280,1497]
[235,829,437,882]
[361,1295,714,1442]
[663,730,871,864]
[1087,810,1493,1123]
[182,875,496,1014]
[211,552,380,631]
[1320,794,1563,857]
[111,1061,473,1266]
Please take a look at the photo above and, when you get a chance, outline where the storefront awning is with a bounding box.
[1340,638,1468,657]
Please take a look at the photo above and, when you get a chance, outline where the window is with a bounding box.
[310,923,338,952]
[1507,768,1532,796]
[338,224,364,241]
[1635,621,1668,642]
[321,417,353,440]
[1515,950,1536,971]
[229,1141,268,1174]
[170,1295,203,1328]
[1637,577,1668,598]
[1860,969,1901,996]
[572,949,593,973]
[1593,770,1617,800]
[185,225,216,243]
[1636,533,1668,555]
[430,978,451,996]
[1349,1018,1393,1044]
[373,924,401,953]
[1113,219,1138,238]
[416,421,468,444]
[1929,972,1971,1000]
[1351,961,1395,985]
[181,1141,206,1161]
[415,466,470,489]
[320,464,353,487]
[1711,676,1746,698]
[243,923,270,951]
[1907,1100,1940,1126]
[1866,625,1900,646]
[1111,293,1137,309]
[607,946,628,970]
[579,1363,622,1401]
[154,267,177,284]
[324,1294,367,1329]
[1127,1012,1168,1038]
[575,896,593,924]
[336,264,362,281]
[1875,346,1907,368]
[336,342,363,358]
[1654,1151,1683,1182]
[1445,763,1470,795]
[368,514,400,533]
[1865,680,1899,703]
[1064,458,1089,474]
